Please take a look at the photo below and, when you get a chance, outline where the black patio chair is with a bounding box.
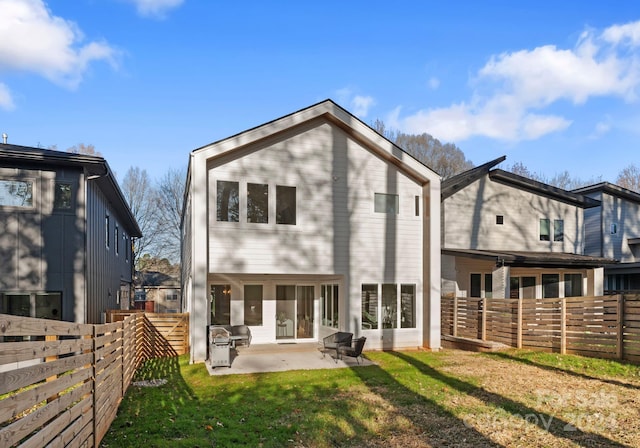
[338,337,367,364]
[322,331,353,362]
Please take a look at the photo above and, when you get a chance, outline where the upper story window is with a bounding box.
[247,183,268,223]
[54,183,72,209]
[115,224,119,255]
[611,223,618,234]
[0,179,33,207]
[540,218,564,242]
[105,215,110,249]
[496,215,504,225]
[374,193,399,214]
[217,181,239,222]
[276,185,296,225]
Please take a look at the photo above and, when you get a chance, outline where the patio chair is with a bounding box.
[338,337,367,364]
[231,324,252,347]
[322,331,353,362]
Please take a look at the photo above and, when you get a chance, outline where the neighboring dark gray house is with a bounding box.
[0,144,141,323]
[574,182,640,292]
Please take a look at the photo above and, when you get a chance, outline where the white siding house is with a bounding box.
[182,100,441,363]
[442,157,612,300]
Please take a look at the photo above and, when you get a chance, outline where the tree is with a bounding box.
[121,167,158,269]
[616,164,640,193]
[154,167,186,263]
[66,143,102,157]
[505,162,602,190]
[372,119,473,178]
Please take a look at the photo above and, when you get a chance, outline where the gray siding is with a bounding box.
[0,166,87,322]
[583,191,602,257]
[443,177,584,253]
[85,181,134,323]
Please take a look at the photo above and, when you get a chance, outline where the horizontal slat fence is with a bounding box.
[0,311,189,447]
[442,294,640,362]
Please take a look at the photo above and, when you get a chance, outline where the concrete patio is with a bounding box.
[205,342,375,376]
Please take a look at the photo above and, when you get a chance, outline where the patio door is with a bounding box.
[275,285,315,340]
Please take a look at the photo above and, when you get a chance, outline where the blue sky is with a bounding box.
[1,1,640,184]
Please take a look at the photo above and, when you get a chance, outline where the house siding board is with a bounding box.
[207,122,424,277]
[443,176,584,253]
[600,192,640,263]
[0,167,87,322]
[85,182,132,323]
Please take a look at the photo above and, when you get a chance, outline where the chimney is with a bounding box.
[2,133,6,144]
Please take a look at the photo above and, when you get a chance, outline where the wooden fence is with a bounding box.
[0,312,189,447]
[442,294,640,362]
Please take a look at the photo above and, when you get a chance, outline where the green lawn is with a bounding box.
[101,349,640,447]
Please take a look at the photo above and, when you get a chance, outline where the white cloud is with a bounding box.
[589,117,613,139]
[0,0,119,90]
[428,77,440,90]
[124,0,184,18]
[351,95,375,117]
[0,83,15,110]
[394,20,640,142]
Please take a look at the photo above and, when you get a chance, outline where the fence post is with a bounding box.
[92,325,98,447]
[453,296,458,337]
[481,298,487,341]
[560,298,566,355]
[617,294,625,360]
[517,297,522,349]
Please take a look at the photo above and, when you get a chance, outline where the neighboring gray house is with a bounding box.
[574,182,640,292]
[134,270,181,313]
[182,99,442,363]
[0,144,141,324]
[441,157,613,300]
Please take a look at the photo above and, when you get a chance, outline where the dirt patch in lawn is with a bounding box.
[429,350,640,447]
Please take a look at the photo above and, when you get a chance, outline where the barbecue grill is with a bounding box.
[209,326,232,367]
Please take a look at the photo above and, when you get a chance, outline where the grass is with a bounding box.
[100,349,640,447]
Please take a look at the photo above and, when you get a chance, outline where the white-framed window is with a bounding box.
[540,218,563,242]
[361,283,416,330]
[276,185,296,225]
[210,284,231,325]
[216,180,239,222]
[0,179,33,208]
[247,183,268,223]
[374,193,399,214]
[470,273,493,298]
[321,284,339,328]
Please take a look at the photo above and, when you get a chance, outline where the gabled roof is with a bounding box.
[573,182,640,204]
[189,99,440,185]
[0,143,142,237]
[489,170,601,209]
[441,155,506,199]
[442,248,616,268]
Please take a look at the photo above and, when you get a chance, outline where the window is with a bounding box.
[400,284,416,328]
[471,273,492,298]
[540,219,550,241]
[496,215,504,225]
[1,292,62,320]
[276,185,296,225]
[54,183,72,209]
[0,179,33,207]
[554,219,564,242]
[374,193,399,214]
[382,284,397,329]
[244,285,263,326]
[211,284,231,325]
[542,274,560,298]
[564,274,583,297]
[124,233,129,262]
[247,183,268,223]
[165,290,178,302]
[105,215,110,249]
[217,181,239,222]
[415,196,420,216]
[115,224,119,256]
[321,284,339,328]
[510,276,535,299]
[361,284,378,329]
[611,223,618,234]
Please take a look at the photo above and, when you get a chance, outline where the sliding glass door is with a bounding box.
[276,285,314,340]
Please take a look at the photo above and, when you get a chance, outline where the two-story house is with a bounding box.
[181,100,442,363]
[0,144,141,323]
[441,157,613,300]
[573,182,640,292]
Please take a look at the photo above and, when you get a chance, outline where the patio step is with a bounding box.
[441,335,510,352]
